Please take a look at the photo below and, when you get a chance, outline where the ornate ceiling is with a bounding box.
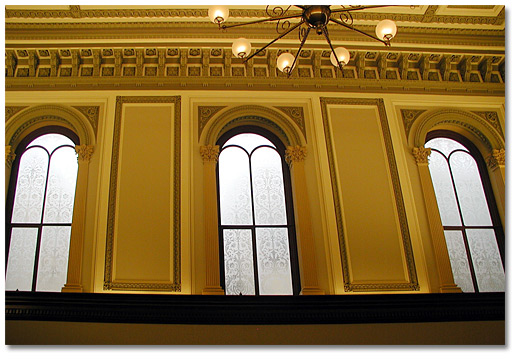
[5,5,505,94]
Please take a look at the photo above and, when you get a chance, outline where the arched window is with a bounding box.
[216,126,300,295]
[425,130,505,293]
[5,127,79,292]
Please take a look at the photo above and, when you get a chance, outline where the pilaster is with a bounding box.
[285,145,325,295]
[62,144,94,293]
[200,145,225,295]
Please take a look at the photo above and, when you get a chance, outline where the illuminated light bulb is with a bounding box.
[277,52,295,74]
[232,38,252,58]
[376,19,397,42]
[208,6,229,25]
[330,47,350,67]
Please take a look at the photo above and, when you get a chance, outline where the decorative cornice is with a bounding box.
[4,46,505,96]
[5,106,29,123]
[274,106,306,140]
[199,145,220,162]
[5,146,16,168]
[412,147,431,165]
[285,146,307,166]
[75,145,95,162]
[487,148,505,170]
[401,109,427,138]
[198,106,226,139]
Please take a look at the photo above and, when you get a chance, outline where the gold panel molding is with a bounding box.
[104,96,181,291]
[320,97,419,292]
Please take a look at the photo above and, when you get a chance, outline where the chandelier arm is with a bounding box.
[329,18,389,46]
[287,26,310,77]
[221,13,303,30]
[322,26,344,73]
[330,5,394,13]
[243,20,305,63]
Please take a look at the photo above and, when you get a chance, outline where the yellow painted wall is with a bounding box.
[4,90,505,295]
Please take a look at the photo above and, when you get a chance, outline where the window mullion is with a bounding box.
[248,152,260,296]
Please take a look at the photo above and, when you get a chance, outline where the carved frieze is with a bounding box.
[472,111,504,138]
[198,106,227,139]
[274,106,306,140]
[401,109,427,138]
[72,106,100,136]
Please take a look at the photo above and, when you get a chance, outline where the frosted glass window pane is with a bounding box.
[28,133,75,154]
[219,147,253,225]
[428,151,462,226]
[256,228,293,295]
[466,229,505,292]
[43,147,78,223]
[251,147,287,225]
[6,228,38,291]
[36,226,72,292]
[223,229,255,295]
[450,152,492,226]
[425,137,467,158]
[223,133,274,154]
[444,230,474,293]
[11,147,49,223]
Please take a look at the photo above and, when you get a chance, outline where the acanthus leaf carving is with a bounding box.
[75,144,95,162]
[412,146,431,164]
[285,145,307,166]
[200,145,220,162]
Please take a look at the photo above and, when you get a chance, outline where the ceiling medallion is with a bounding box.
[209,5,398,76]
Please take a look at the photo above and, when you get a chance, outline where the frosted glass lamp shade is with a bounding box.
[376,19,397,41]
[277,52,295,74]
[330,47,350,67]
[232,38,252,58]
[208,6,229,24]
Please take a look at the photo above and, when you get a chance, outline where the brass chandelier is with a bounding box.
[208,5,398,76]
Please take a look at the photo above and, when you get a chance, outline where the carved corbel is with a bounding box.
[268,49,278,77]
[311,50,321,78]
[114,49,123,76]
[6,50,17,77]
[92,49,101,76]
[180,49,188,77]
[136,49,144,77]
[72,49,80,77]
[202,48,210,77]
[157,48,165,77]
[28,50,38,77]
[50,50,60,77]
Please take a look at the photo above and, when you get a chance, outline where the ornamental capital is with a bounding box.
[487,148,505,170]
[285,145,307,166]
[75,144,95,162]
[5,146,16,168]
[412,146,431,164]
[200,145,220,162]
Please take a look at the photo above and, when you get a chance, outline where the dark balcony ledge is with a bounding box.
[5,291,505,325]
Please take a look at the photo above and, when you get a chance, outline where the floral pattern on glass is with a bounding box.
[11,147,49,223]
[466,229,505,292]
[444,230,475,293]
[5,228,39,291]
[223,229,255,295]
[251,147,287,225]
[36,226,72,292]
[43,147,78,223]
[218,147,253,225]
[256,228,293,295]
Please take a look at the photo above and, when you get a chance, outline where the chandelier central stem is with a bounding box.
[303,5,331,35]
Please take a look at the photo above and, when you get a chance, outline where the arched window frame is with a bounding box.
[5,126,80,292]
[426,130,505,292]
[216,125,301,295]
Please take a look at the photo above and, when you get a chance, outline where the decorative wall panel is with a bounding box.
[104,96,181,291]
[320,97,418,292]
